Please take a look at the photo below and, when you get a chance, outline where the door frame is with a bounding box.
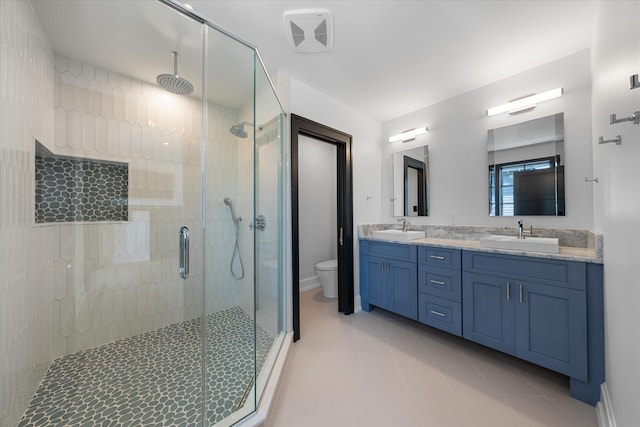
[291,114,354,341]
[403,156,427,216]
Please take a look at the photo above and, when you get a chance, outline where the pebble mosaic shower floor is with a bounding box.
[18,307,273,426]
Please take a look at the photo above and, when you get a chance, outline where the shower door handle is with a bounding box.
[179,226,189,279]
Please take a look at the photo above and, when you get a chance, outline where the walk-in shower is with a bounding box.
[1,0,286,426]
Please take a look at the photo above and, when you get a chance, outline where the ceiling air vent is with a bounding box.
[283,9,333,53]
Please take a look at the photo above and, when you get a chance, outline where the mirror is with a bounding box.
[488,113,565,216]
[393,145,429,216]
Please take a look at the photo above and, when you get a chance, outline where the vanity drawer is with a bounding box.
[462,251,586,290]
[418,294,462,336]
[361,240,417,262]
[418,265,461,301]
[418,247,461,269]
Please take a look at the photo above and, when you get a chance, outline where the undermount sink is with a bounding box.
[479,235,559,254]
[372,229,426,242]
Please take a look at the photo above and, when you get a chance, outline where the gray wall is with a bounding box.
[298,135,337,288]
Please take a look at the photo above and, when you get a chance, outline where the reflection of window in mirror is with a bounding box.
[487,113,565,216]
[489,156,564,216]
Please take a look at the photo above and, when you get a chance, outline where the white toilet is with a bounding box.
[316,259,338,298]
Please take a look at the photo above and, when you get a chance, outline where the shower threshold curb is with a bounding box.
[234,331,293,427]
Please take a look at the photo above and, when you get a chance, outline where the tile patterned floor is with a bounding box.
[269,289,599,427]
[19,307,273,427]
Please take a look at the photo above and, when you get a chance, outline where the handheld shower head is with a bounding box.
[224,197,245,279]
[223,197,239,221]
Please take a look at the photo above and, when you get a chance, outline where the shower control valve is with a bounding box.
[250,215,267,231]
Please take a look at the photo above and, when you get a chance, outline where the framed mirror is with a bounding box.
[488,113,565,216]
[392,145,429,216]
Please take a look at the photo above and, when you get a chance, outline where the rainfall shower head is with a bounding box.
[156,51,193,95]
[229,121,263,138]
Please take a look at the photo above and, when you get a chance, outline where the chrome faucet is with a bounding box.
[398,218,410,232]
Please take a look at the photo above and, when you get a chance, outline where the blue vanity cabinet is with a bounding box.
[360,254,388,309]
[417,247,462,336]
[516,280,587,380]
[360,240,418,320]
[462,272,516,353]
[359,239,603,406]
[462,251,588,382]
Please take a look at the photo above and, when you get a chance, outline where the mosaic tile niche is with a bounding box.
[35,141,128,223]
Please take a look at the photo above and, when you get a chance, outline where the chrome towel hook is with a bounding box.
[609,111,640,125]
[598,135,622,145]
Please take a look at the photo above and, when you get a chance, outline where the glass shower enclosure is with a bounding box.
[0,0,285,425]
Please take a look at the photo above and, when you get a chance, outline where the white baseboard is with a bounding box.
[299,276,320,293]
[596,383,616,427]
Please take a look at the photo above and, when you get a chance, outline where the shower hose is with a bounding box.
[230,219,245,280]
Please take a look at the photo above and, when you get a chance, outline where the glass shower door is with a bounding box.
[253,59,286,404]
[201,27,286,425]
[202,24,259,426]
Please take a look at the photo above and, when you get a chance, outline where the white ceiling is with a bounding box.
[190,0,597,121]
[33,0,597,122]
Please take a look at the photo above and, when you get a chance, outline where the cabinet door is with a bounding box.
[387,259,418,320]
[515,281,588,381]
[361,255,388,309]
[463,272,515,354]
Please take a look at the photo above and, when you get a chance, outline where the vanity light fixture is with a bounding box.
[388,126,429,143]
[486,88,564,117]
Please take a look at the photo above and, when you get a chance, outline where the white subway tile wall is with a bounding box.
[51,53,203,357]
[50,52,245,355]
[1,1,56,425]
[205,103,247,318]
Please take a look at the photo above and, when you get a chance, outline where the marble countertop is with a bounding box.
[360,236,603,264]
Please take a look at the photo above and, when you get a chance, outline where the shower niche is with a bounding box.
[35,140,129,223]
